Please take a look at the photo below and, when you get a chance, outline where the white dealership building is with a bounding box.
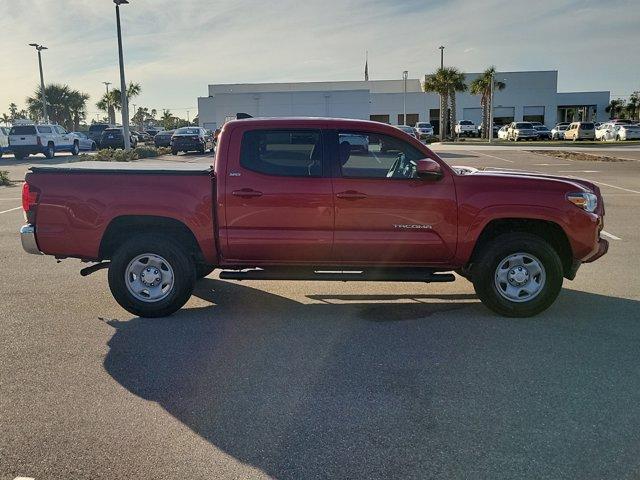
[197,70,609,133]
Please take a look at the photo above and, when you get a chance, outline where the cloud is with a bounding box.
[1,0,638,116]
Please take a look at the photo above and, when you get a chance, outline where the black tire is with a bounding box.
[471,232,563,317]
[171,148,178,155]
[91,142,97,151]
[196,264,215,279]
[44,144,55,159]
[14,152,27,160]
[71,142,79,156]
[108,234,196,318]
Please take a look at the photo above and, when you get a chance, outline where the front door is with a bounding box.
[330,130,457,265]
[223,128,334,263]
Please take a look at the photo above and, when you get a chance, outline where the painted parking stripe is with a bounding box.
[0,206,21,215]
[565,176,640,195]
[601,230,622,241]
[468,150,515,163]
[14,477,35,480]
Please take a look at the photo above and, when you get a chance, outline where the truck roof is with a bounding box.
[223,117,402,131]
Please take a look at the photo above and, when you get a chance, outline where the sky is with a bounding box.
[1,0,639,121]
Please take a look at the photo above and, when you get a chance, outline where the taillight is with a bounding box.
[22,182,39,221]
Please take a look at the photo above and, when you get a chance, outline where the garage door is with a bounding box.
[462,108,482,125]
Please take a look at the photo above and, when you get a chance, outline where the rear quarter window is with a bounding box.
[10,125,37,135]
[37,126,52,134]
[240,129,322,177]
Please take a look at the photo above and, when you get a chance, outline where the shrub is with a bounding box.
[134,146,159,159]
[0,170,11,186]
[111,149,139,162]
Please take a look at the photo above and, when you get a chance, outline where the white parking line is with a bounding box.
[14,477,35,480]
[601,230,622,241]
[0,206,21,215]
[588,180,640,194]
[559,170,600,173]
[468,150,515,163]
[533,163,571,166]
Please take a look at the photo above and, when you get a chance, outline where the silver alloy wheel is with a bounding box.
[494,252,546,303]
[125,253,175,303]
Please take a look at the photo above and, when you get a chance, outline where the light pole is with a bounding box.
[102,81,111,123]
[28,43,48,123]
[187,109,190,125]
[439,46,444,69]
[114,0,131,149]
[488,71,495,143]
[402,70,408,125]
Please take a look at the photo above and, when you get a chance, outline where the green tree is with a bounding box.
[160,109,176,129]
[8,103,18,121]
[445,67,467,137]
[26,84,90,130]
[625,92,639,121]
[469,67,506,139]
[605,98,625,119]
[96,82,141,124]
[1,113,10,125]
[423,69,450,141]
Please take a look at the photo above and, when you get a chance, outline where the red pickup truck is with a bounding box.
[20,118,608,318]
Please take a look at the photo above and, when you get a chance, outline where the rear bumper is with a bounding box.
[20,224,42,255]
[173,141,204,151]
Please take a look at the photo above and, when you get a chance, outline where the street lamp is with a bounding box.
[439,46,445,69]
[402,70,408,125]
[102,81,111,123]
[28,43,49,123]
[113,0,131,149]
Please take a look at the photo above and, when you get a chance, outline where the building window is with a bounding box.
[398,113,419,126]
[240,129,323,177]
[429,109,440,134]
[370,114,390,124]
[523,106,545,124]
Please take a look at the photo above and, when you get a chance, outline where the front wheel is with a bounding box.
[471,233,563,317]
[108,234,196,318]
[44,144,55,159]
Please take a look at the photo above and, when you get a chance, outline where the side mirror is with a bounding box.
[416,158,443,180]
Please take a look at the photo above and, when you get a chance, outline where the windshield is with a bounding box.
[515,122,533,129]
[460,121,473,125]
[10,125,37,135]
[534,126,549,131]
[175,128,200,135]
[580,123,594,129]
[415,123,431,128]
[89,124,110,132]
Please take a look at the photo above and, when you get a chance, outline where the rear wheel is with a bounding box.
[171,148,178,155]
[471,233,563,317]
[108,234,196,318]
[71,142,79,156]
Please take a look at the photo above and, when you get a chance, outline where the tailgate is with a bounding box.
[9,134,38,146]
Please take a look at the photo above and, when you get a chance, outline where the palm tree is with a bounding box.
[160,109,175,129]
[625,92,639,121]
[8,103,18,121]
[469,67,506,139]
[96,82,142,124]
[423,69,450,141]
[445,68,467,137]
[26,84,90,130]
[1,113,10,125]
[605,98,625,120]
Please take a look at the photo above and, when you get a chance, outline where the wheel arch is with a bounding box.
[99,215,206,265]
[469,218,574,279]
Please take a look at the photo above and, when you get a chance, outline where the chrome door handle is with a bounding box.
[232,189,263,198]
[336,191,367,200]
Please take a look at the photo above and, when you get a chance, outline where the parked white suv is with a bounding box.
[454,120,476,137]
[414,122,434,139]
[8,122,80,159]
[0,126,9,156]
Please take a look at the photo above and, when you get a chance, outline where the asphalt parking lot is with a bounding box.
[1,146,640,479]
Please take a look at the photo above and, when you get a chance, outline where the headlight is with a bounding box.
[567,192,598,212]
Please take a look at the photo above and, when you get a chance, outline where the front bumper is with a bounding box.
[20,224,42,255]
[584,237,609,263]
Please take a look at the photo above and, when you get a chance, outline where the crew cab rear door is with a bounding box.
[222,127,334,263]
[329,129,458,264]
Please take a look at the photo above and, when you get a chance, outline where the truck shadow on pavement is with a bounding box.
[104,279,640,480]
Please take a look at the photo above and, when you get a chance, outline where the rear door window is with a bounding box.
[10,126,37,135]
[37,126,52,134]
[240,130,323,177]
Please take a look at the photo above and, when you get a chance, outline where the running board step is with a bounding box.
[219,268,455,283]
